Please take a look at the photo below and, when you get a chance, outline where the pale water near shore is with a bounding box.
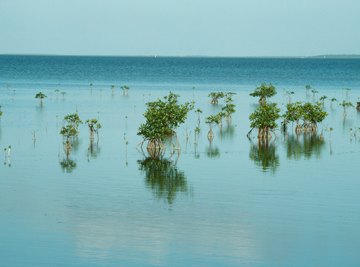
[1,56,360,266]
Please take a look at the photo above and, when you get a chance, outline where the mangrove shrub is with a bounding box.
[283,102,327,133]
[138,92,193,158]
[35,92,47,104]
[85,118,102,141]
[249,103,280,141]
[250,83,276,106]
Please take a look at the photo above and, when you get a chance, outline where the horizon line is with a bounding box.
[1,53,360,59]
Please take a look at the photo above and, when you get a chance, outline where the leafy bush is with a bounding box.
[250,83,276,105]
[249,103,281,138]
[138,92,193,158]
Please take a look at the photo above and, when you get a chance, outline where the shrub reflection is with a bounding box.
[60,158,77,173]
[249,141,279,172]
[138,158,188,204]
[286,134,325,160]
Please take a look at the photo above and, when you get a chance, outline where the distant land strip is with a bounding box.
[0,54,360,59]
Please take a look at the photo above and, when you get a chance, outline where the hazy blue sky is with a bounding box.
[0,0,359,57]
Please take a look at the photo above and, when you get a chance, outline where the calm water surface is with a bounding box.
[1,56,360,266]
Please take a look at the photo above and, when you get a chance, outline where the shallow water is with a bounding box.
[1,56,360,266]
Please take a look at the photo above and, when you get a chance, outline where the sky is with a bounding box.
[0,0,359,57]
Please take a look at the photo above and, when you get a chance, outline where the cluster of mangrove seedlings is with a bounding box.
[59,112,101,170]
[89,83,131,98]
[137,92,194,159]
[206,92,236,142]
[4,82,358,175]
[109,84,131,96]
[247,83,330,171]
[282,102,327,134]
[248,83,330,144]
[339,100,354,117]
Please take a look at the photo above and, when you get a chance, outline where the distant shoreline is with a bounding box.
[0,54,360,59]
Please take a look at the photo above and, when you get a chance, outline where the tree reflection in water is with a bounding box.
[87,141,101,161]
[138,158,188,204]
[71,137,81,153]
[60,158,77,173]
[206,143,220,158]
[249,141,279,172]
[286,133,325,160]
[219,124,236,141]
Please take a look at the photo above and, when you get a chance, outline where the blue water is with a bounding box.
[1,56,360,267]
[1,55,360,88]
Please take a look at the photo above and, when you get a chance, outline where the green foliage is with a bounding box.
[339,100,354,116]
[208,92,225,105]
[35,92,47,105]
[302,102,327,125]
[249,85,279,139]
[222,103,236,119]
[60,124,78,140]
[250,83,276,105]
[339,100,353,109]
[283,102,327,133]
[0,105,2,117]
[60,113,83,144]
[225,92,236,100]
[319,95,327,102]
[208,91,236,105]
[64,113,83,129]
[206,114,222,126]
[311,89,319,95]
[206,92,236,137]
[85,118,102,134]
[138,92,194,142]
[283,102,303,123]
[35,92,47,100]
[222,92,236,119]
[249,103,280,131]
